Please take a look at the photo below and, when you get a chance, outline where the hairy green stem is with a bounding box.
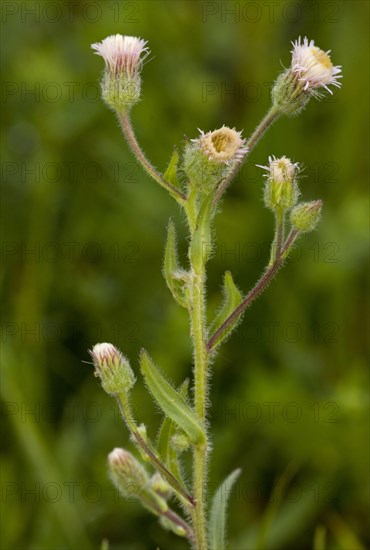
[207,229,298,352]
[246,104,280,152]
[119,112,186,202]
[190,269,208,550]
[269,209,285,265]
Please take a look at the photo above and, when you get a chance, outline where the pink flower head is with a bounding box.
[290,37,342,95]
[91,34,150,77]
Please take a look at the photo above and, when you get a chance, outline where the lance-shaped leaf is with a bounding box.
[209,468,242,550]
[208,271,243,351]
[164,148,181,189]
[141,351,206,446]
[157,381,189,492]
[163,219,188,308]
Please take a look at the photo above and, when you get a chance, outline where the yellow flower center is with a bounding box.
[211,132,232,153]
[310,47,333,70]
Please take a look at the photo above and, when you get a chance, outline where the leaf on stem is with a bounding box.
[163,219,188,308]
[209,468,242,550]
[164,148,181,189]
[208,271,243,350]
[140,351,206,446]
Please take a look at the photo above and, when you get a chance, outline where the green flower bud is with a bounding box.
[290,200,323,233]
[259,156,299,211]
[109,448,148,494]
[108,448,168,514]
[272,37,342,116]
[91,35,150,113]
[90,343,135,395]
[183,126,248,194]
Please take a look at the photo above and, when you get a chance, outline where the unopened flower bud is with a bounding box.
[183,126,248,194]
[290,200,323,233]
[108,448,168,514]
[259,156,299,211]
[91,34,150,112]
[109,448,148,493]
[90,343,135,395]
[272,37,342,116]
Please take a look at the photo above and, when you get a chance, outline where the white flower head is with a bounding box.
[91,34,150,77]
[290,37,342,96]
[259,155,299,183]
[194,126,248,164]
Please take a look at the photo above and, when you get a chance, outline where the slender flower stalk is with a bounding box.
[89,34,341,550]
[119,112,186,202]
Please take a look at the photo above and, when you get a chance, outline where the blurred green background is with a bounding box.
[1,1,369,549]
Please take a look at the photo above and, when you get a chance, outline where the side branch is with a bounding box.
[206,229,298,352]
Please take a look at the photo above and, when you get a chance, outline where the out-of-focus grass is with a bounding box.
[1,1,369,549]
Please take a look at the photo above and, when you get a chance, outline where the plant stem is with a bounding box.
[118,112,186,203]
[190,268,208,550]
[246,104,280,152]
[269,209,285,265]
[207,229,298,352]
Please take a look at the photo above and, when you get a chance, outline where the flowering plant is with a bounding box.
[90,34,341,549]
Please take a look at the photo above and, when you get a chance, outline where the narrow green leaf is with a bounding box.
[209,468,242,550]
[208,271,243,350]
[140,351,206,446]
[164,148,180,188]
[163,219,188,308]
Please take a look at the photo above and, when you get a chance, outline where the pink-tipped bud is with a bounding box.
[90,343,135,395]
[91,34,150,112]
[108,448,168,514]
